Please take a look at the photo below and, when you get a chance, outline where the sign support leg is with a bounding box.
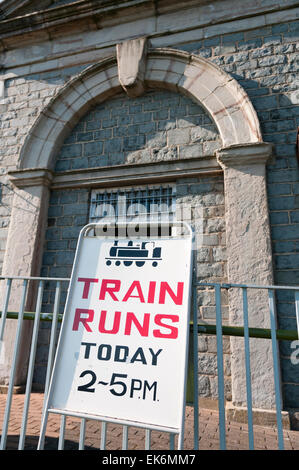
[37,410,49,450]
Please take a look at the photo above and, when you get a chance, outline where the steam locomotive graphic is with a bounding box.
[105,241,162,267]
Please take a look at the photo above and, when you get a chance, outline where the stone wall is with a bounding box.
[0,9,298,407]
[55,89,220,171]
[176,19,299,408]
[35,89,229,394]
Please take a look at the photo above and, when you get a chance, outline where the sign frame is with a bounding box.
[38,221,194,450]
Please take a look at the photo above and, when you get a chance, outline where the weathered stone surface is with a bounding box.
[217,143,277,409]
[116,38,148,98]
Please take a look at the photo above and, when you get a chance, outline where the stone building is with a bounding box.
[0,0,298,426]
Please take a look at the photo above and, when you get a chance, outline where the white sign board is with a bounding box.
[43,223,193,435]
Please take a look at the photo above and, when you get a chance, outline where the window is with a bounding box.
[89,185,176,225]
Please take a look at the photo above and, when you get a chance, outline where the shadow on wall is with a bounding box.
[54,89,221,171]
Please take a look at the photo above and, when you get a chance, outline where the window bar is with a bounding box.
[79,418,86,450]
[242,287,254,450]
[18,280,44,450]
[215,284,226,450]
[158,186,162,225]
[91,193,97,221]
[268,289,284,450]
[145,186,150,226]
[103,191,109,222]
[112,191,118,222]
[97,191,102,221]
[0,278,12,342]
[0,279,28,450]
[118,192,126,222]
[58,415,66,450]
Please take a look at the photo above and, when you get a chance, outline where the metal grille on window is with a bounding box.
[89,185,176,224]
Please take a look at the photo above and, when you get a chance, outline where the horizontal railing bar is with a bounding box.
[1,311,64,322]
[0,276,297,290]
[0,276,69,282]
[191,323,298,341]
[195,282,299,291]
[1,311,297,341]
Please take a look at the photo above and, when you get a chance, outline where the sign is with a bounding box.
[43,223,193,435]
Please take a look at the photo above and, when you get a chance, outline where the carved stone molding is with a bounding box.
[8,168,53,188]
[216,142,274,168]
[18,47,263,170]
[116,37,148,98]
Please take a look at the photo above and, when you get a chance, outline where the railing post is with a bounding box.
[18,280,44,450]
[215,284,226,450]
[295,291,299,341]
[268,289,284,450]
[242,287,254,450]
[192,283,199,450]
[0,279,28,450]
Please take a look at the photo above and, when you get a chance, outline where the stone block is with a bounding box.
[198,353,218,375]
[59,192,78,204]
[104,138,122,153]
[56,216,74,227]
[63,203,89,216]
[59,143,82,159]
[132,112,152,124]
[269,211,289,225]
[123,135,145,150]
[275,253,299,269]
[56,251,75,266]
[179,143,204,159]
[146,132,166,148]
[190,125,218,142]
[61,226,82,240]
[269,196,297,210]
[77,131,93,142]
[198,375,210,397]
[47,205,63,217]
[94,129,112,140]
[251,95,277,110]
[42,252,55,266]
[71,157,89,170]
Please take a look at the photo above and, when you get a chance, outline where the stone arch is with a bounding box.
[4,44,278,411]
[18,48,262,170]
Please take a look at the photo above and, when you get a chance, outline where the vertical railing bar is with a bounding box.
[268,289,284,450]
[37,410,49,450]
[192,283,199,450]
[18,280,44,450]
[79,418,86,450]
[43,281,61,404]
[58,415,66,450]
[215,284,226,450]
[145,429,151,450]
[0,279,28,450]
[122,425,128,450]
[242,287,254,450]
[100,422,107,450]
[169,433,175,450]
[0,278,12,341]
[295,291,299,341]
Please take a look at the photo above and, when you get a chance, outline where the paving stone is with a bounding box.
[0,393,298,451]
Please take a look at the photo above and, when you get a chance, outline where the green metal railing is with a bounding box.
[2,310,298,341]
[0,276,298,451]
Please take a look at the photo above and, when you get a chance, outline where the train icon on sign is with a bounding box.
[105,241,162,267]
